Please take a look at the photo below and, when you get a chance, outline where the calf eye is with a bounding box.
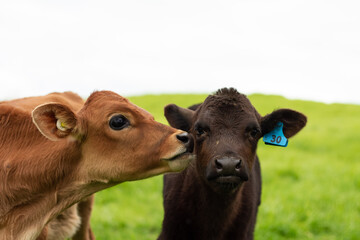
[109,115,129,130]
[195,126,205,136]
[250,128,260,138]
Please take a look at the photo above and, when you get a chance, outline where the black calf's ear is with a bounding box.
[261,109,307,138]
[164,104,195,132]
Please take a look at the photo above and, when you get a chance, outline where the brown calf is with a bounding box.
[159,88,306,240]
[0,91,194,240]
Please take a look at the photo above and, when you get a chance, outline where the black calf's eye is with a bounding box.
[109,115,129,130]
[195,126,205,136]
[250,128,260,138]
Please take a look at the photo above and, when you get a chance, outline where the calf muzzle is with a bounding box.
[206,156,249,192]
[176,132,194,153]
[214,157,242,176]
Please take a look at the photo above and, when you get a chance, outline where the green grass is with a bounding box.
[90,93,360,240]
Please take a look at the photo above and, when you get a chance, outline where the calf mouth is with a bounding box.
[167,151,188,161]
[208,175,243,192]
[215,175,242,184]
[164,151,196,172]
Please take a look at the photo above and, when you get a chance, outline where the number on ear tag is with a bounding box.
[263,122,288,147]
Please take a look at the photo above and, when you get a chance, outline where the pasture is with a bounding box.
[90,93,360,240]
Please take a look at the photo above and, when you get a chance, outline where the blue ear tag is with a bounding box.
[263,122,288,147]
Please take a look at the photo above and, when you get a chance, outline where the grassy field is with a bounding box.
[90,93,360,240]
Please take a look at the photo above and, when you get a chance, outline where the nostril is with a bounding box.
[235,160,242,170]
[215,159,223,170]
[176,132,189,144]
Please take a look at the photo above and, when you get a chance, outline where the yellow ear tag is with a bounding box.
[56,120,67,131]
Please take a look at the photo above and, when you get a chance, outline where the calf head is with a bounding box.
[165,88,306,194]
[32,91,194,184]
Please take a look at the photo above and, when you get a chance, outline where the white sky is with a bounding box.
[1,0,359,104]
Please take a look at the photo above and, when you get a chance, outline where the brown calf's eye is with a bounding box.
[109,115,129,130]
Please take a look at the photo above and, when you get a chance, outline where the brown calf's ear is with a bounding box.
[164,104,195,132]
[261,108,307,138]
[32,103,78,141]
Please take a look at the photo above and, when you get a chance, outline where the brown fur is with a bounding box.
[71,196,95,240]
[0,91,194,240]
[159,88,307,240]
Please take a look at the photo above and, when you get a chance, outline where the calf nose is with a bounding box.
[176,132,194,152]
[176,132,189,143]
[215,157,241,175]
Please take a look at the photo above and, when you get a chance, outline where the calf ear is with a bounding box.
[32,103,78,141]
[261,109,307,138]
[164,104,195,131]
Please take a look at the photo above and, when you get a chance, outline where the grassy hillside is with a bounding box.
[90,93,360,240]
